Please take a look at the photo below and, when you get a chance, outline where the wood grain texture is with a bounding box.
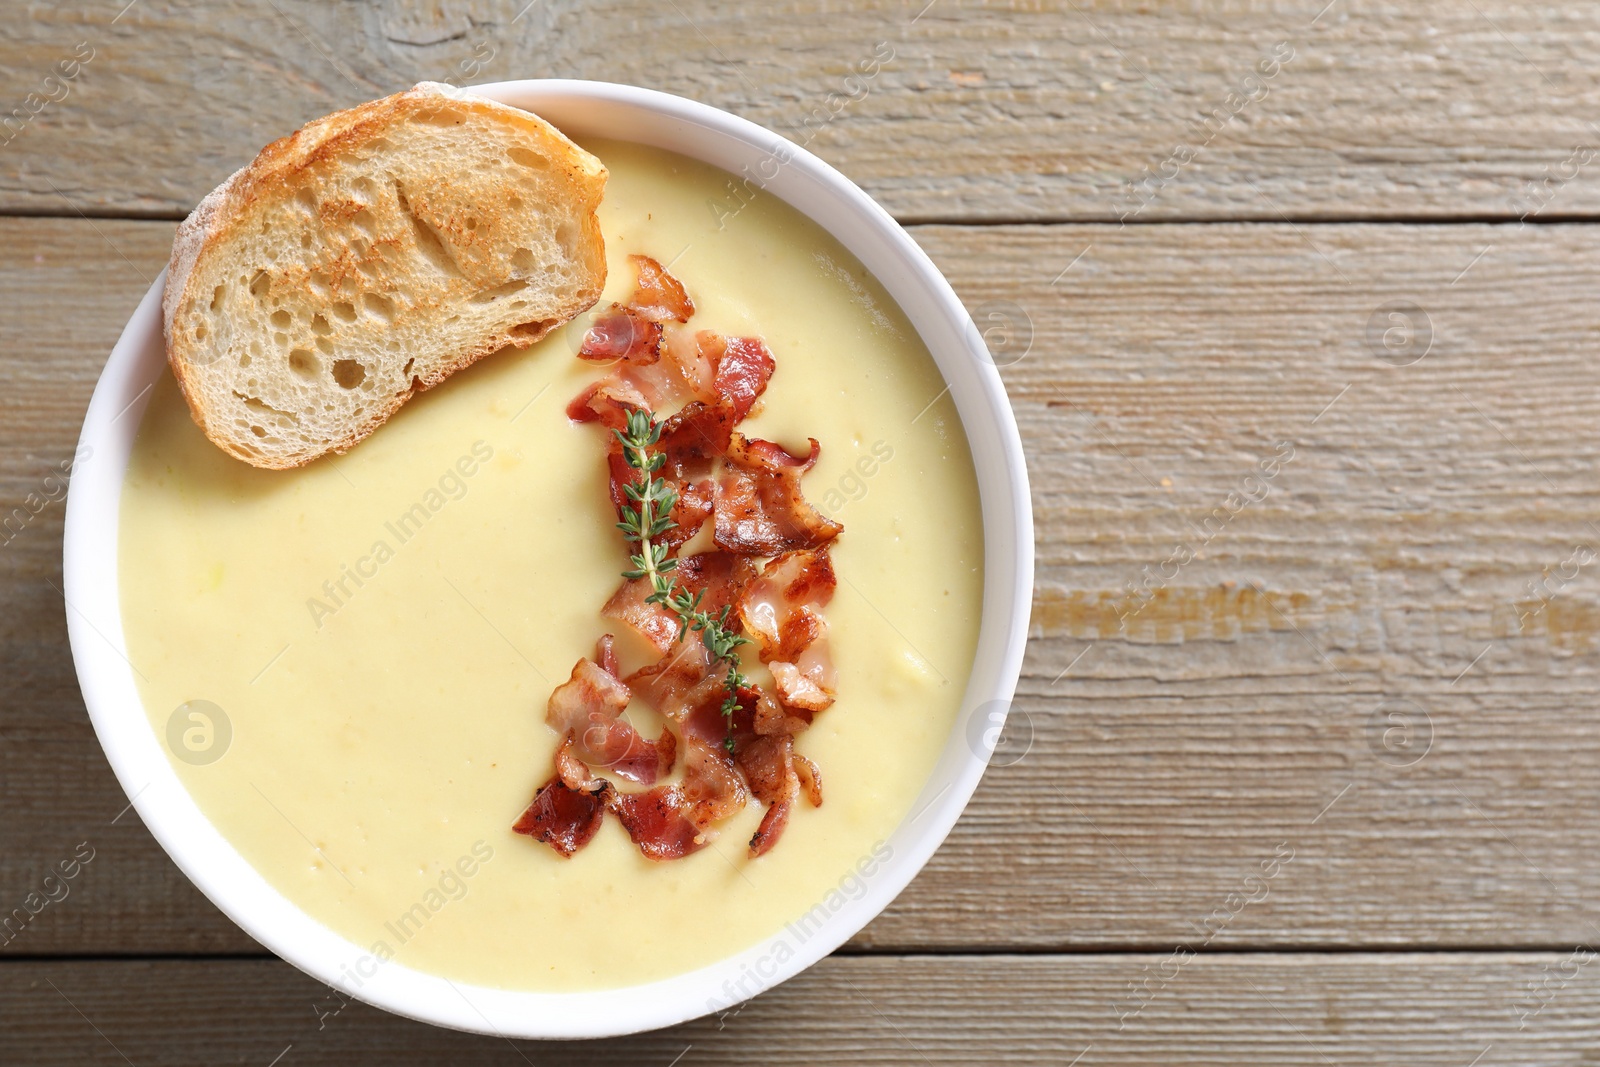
[4,954,1596,1065]
[5,217,1600,957]
[3,0,1600,221]
[896,219,1600,950]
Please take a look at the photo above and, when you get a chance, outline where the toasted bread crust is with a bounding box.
[163,82,607,469]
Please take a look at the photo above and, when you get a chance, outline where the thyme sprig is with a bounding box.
[614,409,748,748]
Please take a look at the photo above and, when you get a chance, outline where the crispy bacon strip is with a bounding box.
[737,734,796,808]
[669,480,717,551]
[751,683,813,737]
[612,329,715,415]
[638,339,772,469]
[714,434,843,555]
[571,336,768,454]
[606,786,706,860]
[607,447,714,555]
[731,694,821,856]
[767,663,830,715]
[617,550,755,700]
[553,731,607,794]
[565,341,716,426]
[513,779,606,857]
[565,384,627,428]
[628,254,696,322]
[740,548,839,713]
[748,795,793,858]
[632,654,744,753]
[578,306,663,365]
[692,332,776,421]
[657,400,737,477]
[602,551,756,655]
[627,640,713,721]
[678,551,761,618]
[740,548,836,660]
[567,275,711,425]
[513,737,608,857]
[638,327,718,410]
[603,395,729,559]
[739,734,800,858]
[682,737,748,827]
[603,400,730,553]
[546,655,674,784]
[607,733,749,861]
[595,634,621,679]
[795,754,823,808]
[601,578,679,654]
[682,676,748,749]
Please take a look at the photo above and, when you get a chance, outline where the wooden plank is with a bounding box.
[3,953,1593,1064]
[3,0,1600,221]
[883,220,1600,949]
[7,218,1600,956]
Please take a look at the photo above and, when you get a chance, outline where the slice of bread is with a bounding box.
[162,81,608,469]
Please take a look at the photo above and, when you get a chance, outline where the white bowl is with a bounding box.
[64,79,1033,1039]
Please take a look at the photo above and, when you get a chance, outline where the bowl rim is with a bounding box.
[63,78,1034,1039]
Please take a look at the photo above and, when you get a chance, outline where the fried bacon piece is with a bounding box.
[607,357,765,520]
[748,795,793,858]
[607,444,715,554]
[637,657,742,759]
[737,733,796,807]
[657,400,737,476]
[751,683,813,737]
[566,376,645,429]
[770,663,834,714]
[601,578,679,654]
[605,402,729,552]
[682,737,748,827]
[571,337,770,457]
[595,634,622,679]
[607,732,749,861]
[578,306,663,365]
[696,333,775,421]
[740,548,839,713]
[600,385,734,562]
[729,691,823,857]
[669,480,717,548]
[545,654,675,784]
[627,640,714,721]
[513,779,606,857]
[602,551,757,655]
[714,434,843,556]
[638,339,772,468]
[553,731,607,794]
[569,337,711,433]
[647,327,719,407]
[678,551,761,618]
[606,786,704,860]
[622,329,717,414]
[740,548,836,659]
[513,735,608,857]
[631,653,746,751]
[628,254,696,322]
[795,753,823,808]
[738,733,803,859]
[567,258,705,425]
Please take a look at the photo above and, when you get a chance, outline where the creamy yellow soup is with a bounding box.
[119,138,983,991]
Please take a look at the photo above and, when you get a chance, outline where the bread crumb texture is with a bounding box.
[162,82,608,469]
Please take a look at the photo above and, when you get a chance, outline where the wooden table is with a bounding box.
[5,2,1600,1062]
